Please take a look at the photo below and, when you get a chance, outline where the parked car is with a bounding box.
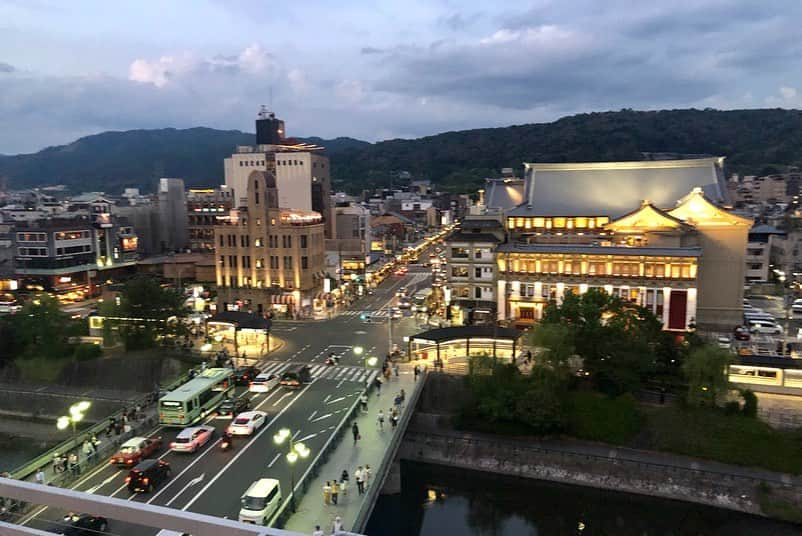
[227,411,267,436]
[216,397,250,418]
[170,425,215,453]
[126,459,171,493]
[110,437,162,467]
[60,514,108,536]
[249,373,280,393]
[716,336,732,349]
[233,366,261,386]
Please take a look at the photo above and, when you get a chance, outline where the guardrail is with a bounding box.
[9,370,193,482]
[271,384,368,529]
[350,368,428,533]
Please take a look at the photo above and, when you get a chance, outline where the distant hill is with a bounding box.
[1,108,801,194]
[0,128,369,193]
[331,108,802,192]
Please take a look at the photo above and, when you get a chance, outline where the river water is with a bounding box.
[366,461,799,536]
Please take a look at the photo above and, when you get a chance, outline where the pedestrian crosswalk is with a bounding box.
[257,361,379,386]
[338,309,389,318]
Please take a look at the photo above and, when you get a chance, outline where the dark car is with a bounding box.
[61,514,108,536]
[734,325,751,341]
[280,365,312,388]
[216,397,250,418]
[126,459,171,493]
[233,366,260,386]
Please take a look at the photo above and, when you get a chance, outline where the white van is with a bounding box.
[239,478,282,525]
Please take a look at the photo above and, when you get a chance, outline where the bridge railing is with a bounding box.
[9,371,192,483]
[350,368,428,532]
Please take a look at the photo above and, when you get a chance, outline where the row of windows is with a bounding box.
[56,244,92,256]
[503,259,697,279]
[220,255,309,270]
[18,247,48,256]
[507,216,610,231]
[277,159,304,166]
[55,230,91,241]
[451,267,494,278]
[16,232,47,242]
[219,234,309,249]
[239,160,265,167]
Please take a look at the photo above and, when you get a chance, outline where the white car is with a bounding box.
[249,373,279,393]
[749,320,783,335]
[170,425,215,453]
[227,411,267,436]
[389,307,403,319]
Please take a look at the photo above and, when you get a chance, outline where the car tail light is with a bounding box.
[170,442,176,449]
[142,478,149,484]
[125,476,131,483]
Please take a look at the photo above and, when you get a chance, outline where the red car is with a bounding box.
[110,436,162,467]
[394,267,408,276]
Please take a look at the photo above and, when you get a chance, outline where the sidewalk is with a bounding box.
[284,363,421,535]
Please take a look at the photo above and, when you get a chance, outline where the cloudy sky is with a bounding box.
[1,0,801,154]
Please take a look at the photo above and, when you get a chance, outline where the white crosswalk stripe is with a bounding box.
[258,361,292,376]
[256,361,377,384]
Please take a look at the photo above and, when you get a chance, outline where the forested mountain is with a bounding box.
[1,108,800,194]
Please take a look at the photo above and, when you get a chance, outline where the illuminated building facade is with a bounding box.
[214,170,326,316]
[494,159,751,331]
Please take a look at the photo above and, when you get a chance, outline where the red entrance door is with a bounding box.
[668,290,687,330]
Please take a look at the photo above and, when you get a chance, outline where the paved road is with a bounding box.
[19,266,432,536]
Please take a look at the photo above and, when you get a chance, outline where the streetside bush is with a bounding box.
[740,389,758,418]
[565,391,642,444]
[73,342,103,361]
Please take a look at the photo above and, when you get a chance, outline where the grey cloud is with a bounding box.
[360,47,385,55]
[0,62,15,73]
[438,12,482,32]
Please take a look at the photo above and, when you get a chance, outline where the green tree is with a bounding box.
[13,295,72,358]
[106,277,188,350]
[683,345,732,407]
[515,365,567,433]
[527,323,575,369]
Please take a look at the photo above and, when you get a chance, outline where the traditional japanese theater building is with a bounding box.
[495,158,751,332]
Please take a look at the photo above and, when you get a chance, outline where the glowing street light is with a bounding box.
[57,401,91,437]
[273,428,310,512]
[353,346,364,356]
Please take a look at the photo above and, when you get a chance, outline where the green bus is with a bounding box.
[159,368,234,426]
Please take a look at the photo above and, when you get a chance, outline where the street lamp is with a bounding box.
[353,346,364,356]
[273,428,310,512]
[57,401,91,439]
[364,356,378,376]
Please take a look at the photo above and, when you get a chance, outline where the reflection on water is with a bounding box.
[366,461,800,536]
[0,434,54,472]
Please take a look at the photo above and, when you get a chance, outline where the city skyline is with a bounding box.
[1,0,801,154]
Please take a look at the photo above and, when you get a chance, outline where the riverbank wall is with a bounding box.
[401,373,802,519]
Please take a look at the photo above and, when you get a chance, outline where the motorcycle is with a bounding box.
[220,435,233,451]
[325,354,340,366]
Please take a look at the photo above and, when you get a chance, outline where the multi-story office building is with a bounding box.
[12,210,138,297]
[214,170,326,317]
[333,203,372,280]
[187,187,234,252]
[157,178,189,252]
[445,217,505,324]
[224,109,333,238]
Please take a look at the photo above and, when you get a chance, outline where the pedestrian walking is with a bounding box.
[340,469,349,497]
[383,367,391,382]
[313,525,325,536]
[400,388,406,404]
[393,394,402,411]
[351,422,360,445]
[82,439,93,463]
[390,409,399,430]
[413,365,421,381]
[360,393,368,413]
[374,376,383,396]
[68,453,80,477]
[91,434,100,457]
[364,465,372,488]
[393,364,399,378]
[35,468,45,485]
[323,481,332,505]
[377,410,385,430]
[331,480,339,505]
[332,516,343,535]
[52,453,63,474]
[354,466,365,495]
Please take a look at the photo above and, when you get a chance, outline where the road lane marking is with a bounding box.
[311,413,332,423]
[267,452,281,468]
[147,438,221,503]
[296,432,317,443]
[86,473,119,494]
[326,396,346,405]
[164,473,205,507]
[323,394,331,403]
[291,429,300,440]
[180,381,316,511]
[271,391,293,407]
[307,410,318,421]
